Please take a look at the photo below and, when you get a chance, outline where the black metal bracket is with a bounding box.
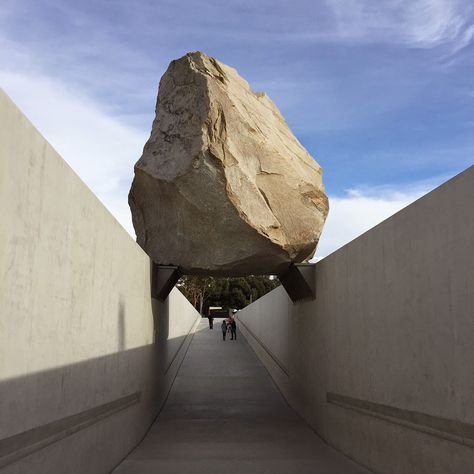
[151,264,181,301]
[278,263,316,302]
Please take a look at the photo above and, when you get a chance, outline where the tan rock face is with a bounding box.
[129,51,329,276]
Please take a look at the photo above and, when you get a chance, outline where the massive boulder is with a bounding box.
[129,51,329,276]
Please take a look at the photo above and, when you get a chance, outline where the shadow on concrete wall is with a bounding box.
[118,299,126,351]
[153,298,169,345]
[0,344,160,471]
[0,259,204,472]
[0,290,178,473]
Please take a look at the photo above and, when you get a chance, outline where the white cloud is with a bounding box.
[1,70,147,237]
[313,184,433,260]
[403,0,470,50]
[306,0,474,54]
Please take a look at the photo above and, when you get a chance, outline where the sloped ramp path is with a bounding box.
[113,320,369,474]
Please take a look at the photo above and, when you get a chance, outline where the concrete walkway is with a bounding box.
[113,320,368,474]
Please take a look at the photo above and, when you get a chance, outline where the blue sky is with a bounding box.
[1,0,473,257]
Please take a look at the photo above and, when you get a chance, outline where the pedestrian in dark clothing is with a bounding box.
[208,316,214,329]
[221,320,227,340]
[230,318,237,340]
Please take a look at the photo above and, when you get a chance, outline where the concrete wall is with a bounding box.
[238,166,474,474]
[0,90,201,473]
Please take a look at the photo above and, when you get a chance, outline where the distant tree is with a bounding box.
[178,275,280,314]
[177,275,213,314]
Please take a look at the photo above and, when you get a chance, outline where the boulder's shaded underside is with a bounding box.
[129,51,329,276]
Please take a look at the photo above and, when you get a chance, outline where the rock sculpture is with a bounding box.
[129,51,329,276]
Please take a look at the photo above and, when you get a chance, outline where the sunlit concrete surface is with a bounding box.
[113,320,368,474]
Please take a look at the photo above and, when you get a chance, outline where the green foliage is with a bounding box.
[177,275,280,314]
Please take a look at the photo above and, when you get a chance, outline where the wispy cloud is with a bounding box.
[328,0,474,52]
[285,0,474,55]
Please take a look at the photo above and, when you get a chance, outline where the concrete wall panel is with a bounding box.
[0,90,201,473]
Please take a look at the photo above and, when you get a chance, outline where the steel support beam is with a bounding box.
[151,264,181,301]
[278,263,316,302]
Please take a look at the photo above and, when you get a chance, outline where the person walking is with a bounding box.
[208,315,214,329]
[221,319,227,341]
[230,317,237,340]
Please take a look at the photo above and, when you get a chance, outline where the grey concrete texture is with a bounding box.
[0,90,201,473]
[238,166,474,473]
[114,321,368,473]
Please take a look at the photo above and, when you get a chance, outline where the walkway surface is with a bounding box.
[114,320,368,474]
